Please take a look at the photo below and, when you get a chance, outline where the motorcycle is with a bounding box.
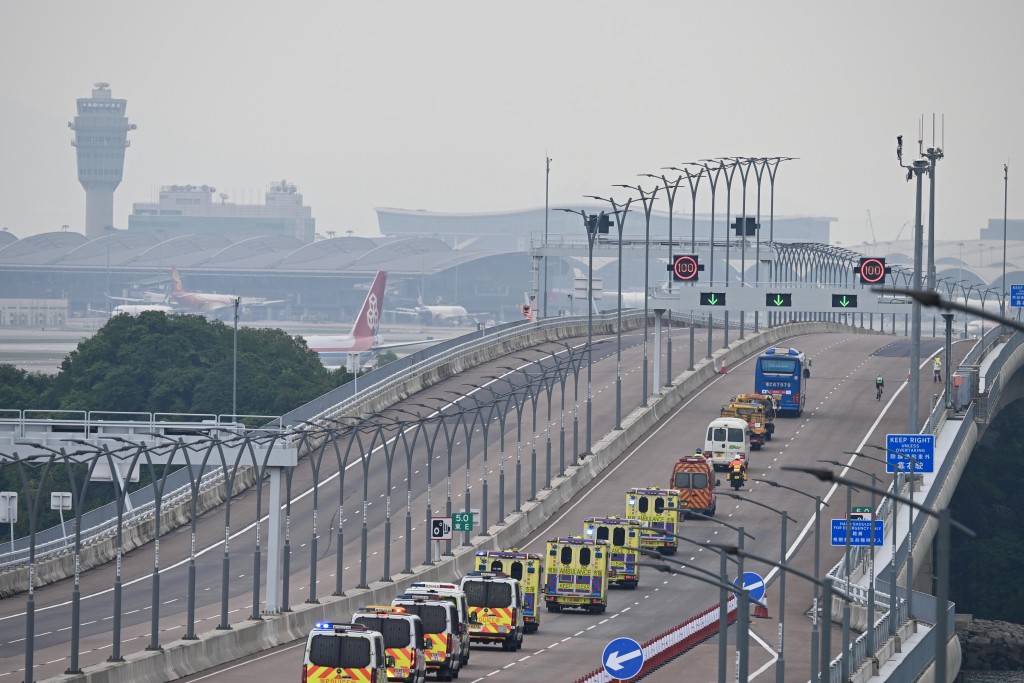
[728,467,746,490]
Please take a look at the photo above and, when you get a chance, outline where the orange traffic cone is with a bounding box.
[753,600,770,619]
[721,354,728,374]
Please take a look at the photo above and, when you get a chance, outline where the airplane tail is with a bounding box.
[170,266,186,296]
[351,271,387,340]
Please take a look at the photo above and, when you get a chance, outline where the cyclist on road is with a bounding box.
[875,373,885,401]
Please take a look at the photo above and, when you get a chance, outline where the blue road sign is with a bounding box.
[831,519,884,546]
[602,637,644,680]
[885,434,935,473]
[733,571,767,602]
[1012,284,1024,308]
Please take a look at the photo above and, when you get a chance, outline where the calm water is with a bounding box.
[963,673,1024,682]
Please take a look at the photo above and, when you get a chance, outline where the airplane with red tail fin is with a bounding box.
[305,271,435,366]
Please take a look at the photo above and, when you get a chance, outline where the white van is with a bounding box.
[704,416,750,470]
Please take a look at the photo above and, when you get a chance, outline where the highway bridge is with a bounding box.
[0,308,1020,683]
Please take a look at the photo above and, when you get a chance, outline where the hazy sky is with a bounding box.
[1,1,1020,246]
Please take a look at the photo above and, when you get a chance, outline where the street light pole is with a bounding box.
[585,194,634,430]
[1002,163,1009,318]
[558,208,603,455]
[717,492,797,683]
[897,135,930,432]
[615,182,660,406]
[783,465,974,683]
[754,478,829,680]
[543,156,551,319]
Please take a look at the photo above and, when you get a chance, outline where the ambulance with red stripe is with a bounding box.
[390,594,463,681]
[351,606,427,683]
[582,517,641,589]
[459,571,525,651]
[474,549,543,633]
[625,486,681,555]
[302,622,389,683]
[542,536,610,614]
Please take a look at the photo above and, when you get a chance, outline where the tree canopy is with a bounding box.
[14,311,349,417]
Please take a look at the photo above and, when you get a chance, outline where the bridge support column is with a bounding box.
[264,466,283,613]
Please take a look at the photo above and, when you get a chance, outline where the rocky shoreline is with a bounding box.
[958,617,1024,671]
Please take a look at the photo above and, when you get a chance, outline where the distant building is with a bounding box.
[70,83,136,239]
[979,218,1024,241]
[128,180,315,243]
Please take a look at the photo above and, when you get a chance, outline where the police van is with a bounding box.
[351,606,427,683]
[403,582,471,667]
[582,517,641,589]
[391,593,463,681]
[459,571,525,651]
[302,622,390,683]
[474,549,543,633]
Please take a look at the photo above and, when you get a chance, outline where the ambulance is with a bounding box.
[474,549,544,633]
[582,516,641,589]
[625,486,681,555]
[404,582,471,667]
[542,536,610,613]
[302,621,390,683]
[390,593,463,681]
[351,606,427,683]
[669,456,718,517]
[459,571,525,651]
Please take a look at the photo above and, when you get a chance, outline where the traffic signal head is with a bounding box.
[586,213,613,235]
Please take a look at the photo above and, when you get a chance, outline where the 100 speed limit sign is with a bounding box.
[431,516,453,540]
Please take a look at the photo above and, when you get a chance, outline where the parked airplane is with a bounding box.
[169,266,285,313]
[394,294,474,325]
[89,303,177,317]
[305,271,435,366]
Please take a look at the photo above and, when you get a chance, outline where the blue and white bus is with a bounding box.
[754,347,806,417]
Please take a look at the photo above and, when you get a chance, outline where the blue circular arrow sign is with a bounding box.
[734,571,766,602]
[602,637,644,679]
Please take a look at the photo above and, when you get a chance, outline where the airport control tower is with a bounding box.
[69,83,136,239]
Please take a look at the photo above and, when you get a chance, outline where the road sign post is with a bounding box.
[885,434,935,473]
[1011,284,1024,308]
[602,637,645,680]
[831,519,884,546]
[431,516,453,540]
[453,512,474,532]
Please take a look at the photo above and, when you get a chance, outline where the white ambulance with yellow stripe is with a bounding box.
[302,621,389,683]
[390,594,463,681]
[474,549,543,633]
[459,571,525,651]
[351,606,427,683]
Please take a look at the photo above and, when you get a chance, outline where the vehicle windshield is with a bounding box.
[398,604,447,634]
[352,616,411,649]
[463,581,513,608]
[308,634,371,669]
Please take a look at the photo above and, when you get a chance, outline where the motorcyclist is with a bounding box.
[729,456,746,471]
[694,447,705,459]
[727,460,747,488]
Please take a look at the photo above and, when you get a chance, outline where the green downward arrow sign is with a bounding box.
[773,295,785,306]
[708,294,719,305]
[839,296,851,307]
